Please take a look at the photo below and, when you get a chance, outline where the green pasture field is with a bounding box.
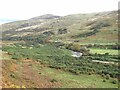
[90,48,118,55]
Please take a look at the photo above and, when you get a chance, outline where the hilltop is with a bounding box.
[30,14,61,20]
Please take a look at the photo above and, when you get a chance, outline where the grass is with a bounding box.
[2,45,119,88]
[0,51,11,60]
[2,45,72,60]
[2,45,118,76]
[40,67,118,88]
[90,48,118,55]
[76,29,118,44]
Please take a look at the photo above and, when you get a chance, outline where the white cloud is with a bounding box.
[0,0,119,20]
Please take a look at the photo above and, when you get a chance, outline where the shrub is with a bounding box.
[104,53,109,56]
[106,74,111,79]
[102,80,106,82]
[43,31,54,36]
[58,28,67,34]
[79,47,90,55]
[39,72,42,74]
[66,43,81,52]
[102,74,106,78]
[88,72,92,75]
[10,73,16,78]
[50,79,58,83]
[111,79,117,84]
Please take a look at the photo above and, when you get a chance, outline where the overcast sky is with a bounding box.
[0,0,119,20]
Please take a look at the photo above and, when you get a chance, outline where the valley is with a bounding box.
[0,10,119,88]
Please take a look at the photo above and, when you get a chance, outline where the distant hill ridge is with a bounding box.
[30,14,61,20]
[1,10,118,43]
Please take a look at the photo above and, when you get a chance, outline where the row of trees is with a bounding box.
[90,21,110,30]
[72,29,99,38]
[86,43,120,50]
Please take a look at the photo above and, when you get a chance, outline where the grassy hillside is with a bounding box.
[1,10,119,88]
[2,53,118,88]
[1,11,118,44]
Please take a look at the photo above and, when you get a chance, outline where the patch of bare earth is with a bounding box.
[2,59,61,88]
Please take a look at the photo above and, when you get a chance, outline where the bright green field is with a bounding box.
[90,48,118,55]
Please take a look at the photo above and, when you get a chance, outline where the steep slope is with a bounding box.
[2,52,118,88]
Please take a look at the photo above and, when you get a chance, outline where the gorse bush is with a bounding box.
[111,79,118,84]
[2,45,118,78]
[50,79,58,83]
